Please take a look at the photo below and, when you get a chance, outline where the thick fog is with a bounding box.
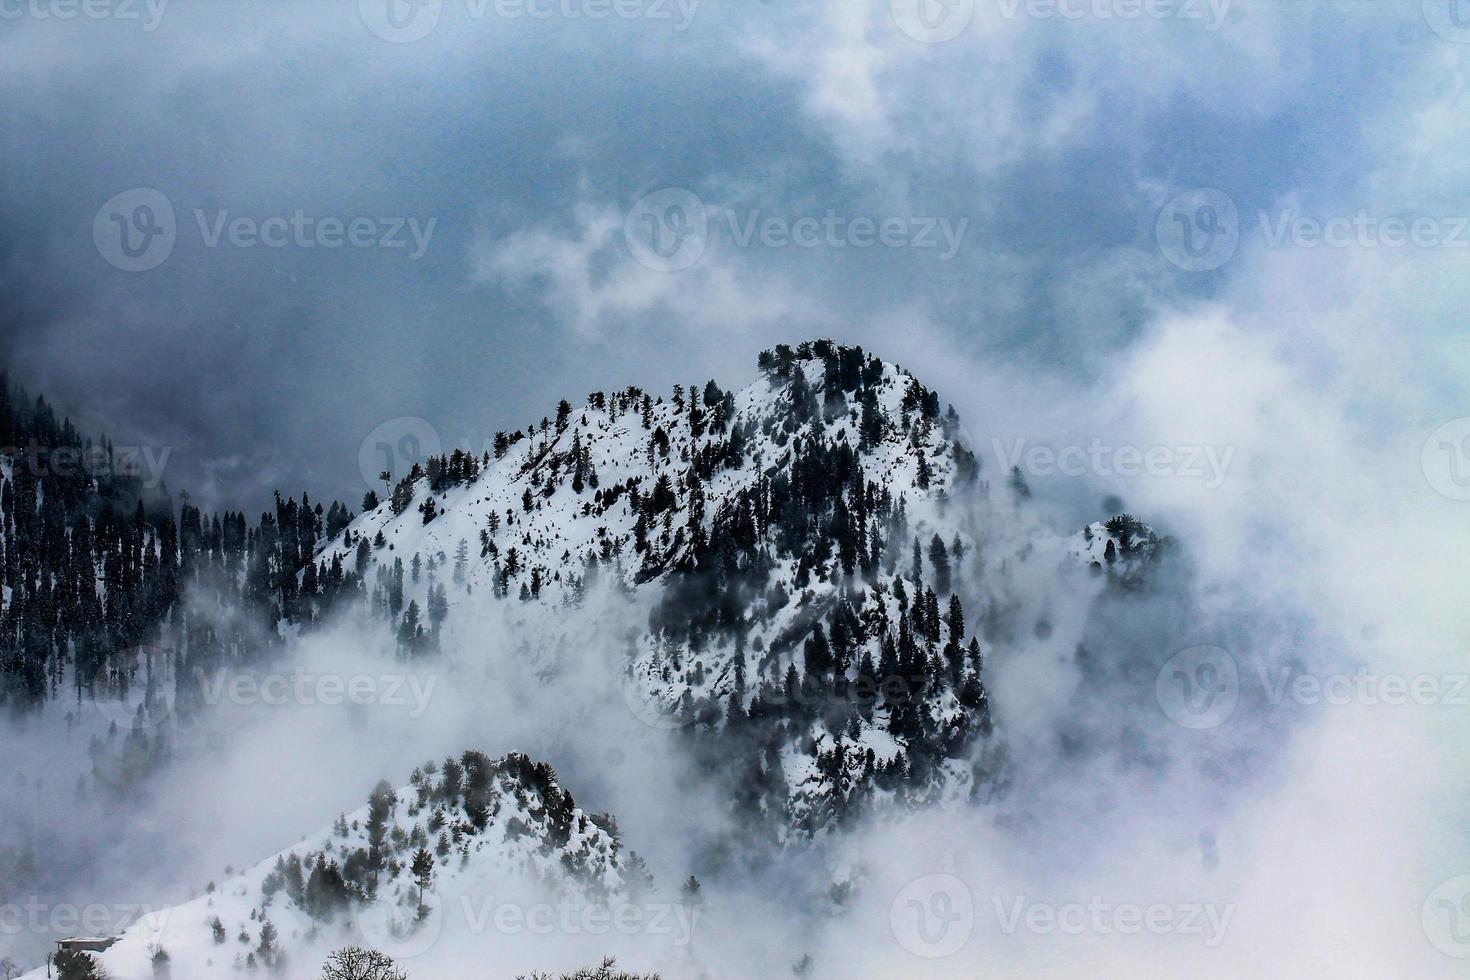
[3,1,1469,977]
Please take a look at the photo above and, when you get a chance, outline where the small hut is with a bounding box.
[54,938,117,955]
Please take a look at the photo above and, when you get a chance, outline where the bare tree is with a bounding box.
[515,957,659,980]
[319,947,407,980]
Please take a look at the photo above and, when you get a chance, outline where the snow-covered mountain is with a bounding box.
[318,340,1154,839]
[20,751,645,980]
[9,340,1164,980]
[1071,514,1162,585]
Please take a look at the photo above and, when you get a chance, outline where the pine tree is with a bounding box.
[622,851,655,902]
[427,583,448,640]
[929,533,951,595]
[680,875,704,909]
[803,623,832,680]
[453,539,468,586]
[257,919,278,964]
[1009,465,1031,499]
[366,779,398,894]
[410,847,434,915]
[398,600,423,656]
[923,587,941,644]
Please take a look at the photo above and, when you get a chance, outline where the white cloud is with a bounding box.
[470,187,828,339]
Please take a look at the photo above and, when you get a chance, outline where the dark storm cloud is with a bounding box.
[4,3,1470,975]
[0,0,1446,517]
[0,2,802,511]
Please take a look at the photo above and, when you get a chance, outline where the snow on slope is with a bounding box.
[316,341,1155,837]
[317,345,981,819]
[20,752,641,980]
[7,342,1164,980]
[1070,514,1162,585]
[325,344,966,617]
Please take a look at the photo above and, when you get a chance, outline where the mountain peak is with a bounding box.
[18,751,637,980]
[320,345,997,836]
[312,344,1156,843]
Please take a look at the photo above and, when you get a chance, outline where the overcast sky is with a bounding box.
[1,0,1466,522]
[6,5,1470,974]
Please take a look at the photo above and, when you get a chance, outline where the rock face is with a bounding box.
[20,751,638,980]
[323,340,1156,840]
[1072,514,1162,585]
[7,340,1166,980]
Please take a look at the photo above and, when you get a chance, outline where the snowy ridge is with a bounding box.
[323,342,973,614]
[21,751,633,980]
[1070,514,1162,585]
[316,341,1155,838]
